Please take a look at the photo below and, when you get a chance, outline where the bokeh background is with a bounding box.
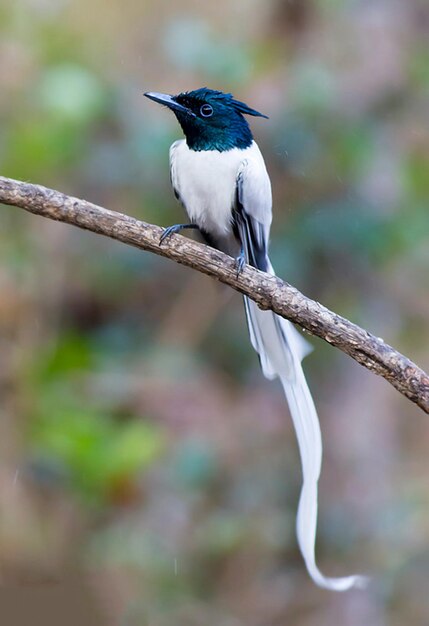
[0,0,429,624]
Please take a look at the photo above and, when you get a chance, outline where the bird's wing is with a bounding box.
[235,156,272,272]
[235,155,311,365]
[235,157,366,591]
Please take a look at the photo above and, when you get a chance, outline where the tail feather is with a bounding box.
[244,278,367,590]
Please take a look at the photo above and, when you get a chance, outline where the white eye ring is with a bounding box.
[200,104,213,117]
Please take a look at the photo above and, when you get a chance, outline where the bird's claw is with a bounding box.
[159,225,181,245]
[235,251,246,277]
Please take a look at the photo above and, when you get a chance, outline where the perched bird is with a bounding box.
[145,88,366,591]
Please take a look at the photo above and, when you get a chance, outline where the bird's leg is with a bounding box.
[235,246,246,277]
[159,223,199,244]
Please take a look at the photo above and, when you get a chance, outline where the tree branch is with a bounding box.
[1,175,428,414]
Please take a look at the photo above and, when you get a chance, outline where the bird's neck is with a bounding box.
[180,119,254,152]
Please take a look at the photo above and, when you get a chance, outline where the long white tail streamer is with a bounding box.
[243,264,368,590]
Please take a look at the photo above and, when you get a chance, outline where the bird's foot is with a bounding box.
[235,249,246,277]
[159,223,197,245]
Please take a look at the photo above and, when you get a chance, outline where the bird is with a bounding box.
[144,87,366,591]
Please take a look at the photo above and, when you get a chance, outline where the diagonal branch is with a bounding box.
[1,175,428,414]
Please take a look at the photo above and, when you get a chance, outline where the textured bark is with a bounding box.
[1,175,428,414]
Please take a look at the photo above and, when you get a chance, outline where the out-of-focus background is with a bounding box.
[0,0,428,624]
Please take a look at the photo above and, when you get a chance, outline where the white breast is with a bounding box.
[169,140,265,238]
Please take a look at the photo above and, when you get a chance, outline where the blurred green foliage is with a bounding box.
[27,332,164,505]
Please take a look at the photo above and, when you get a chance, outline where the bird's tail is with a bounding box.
[243,259,367,591]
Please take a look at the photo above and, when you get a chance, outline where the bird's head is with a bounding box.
[144,88,268,152]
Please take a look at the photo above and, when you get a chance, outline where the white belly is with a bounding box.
[170,140,255,237]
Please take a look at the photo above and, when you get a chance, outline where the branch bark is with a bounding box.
[1,175,428,414]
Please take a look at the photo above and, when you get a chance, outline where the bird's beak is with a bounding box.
[144,92,196,117]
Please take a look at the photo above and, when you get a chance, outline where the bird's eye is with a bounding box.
[200,104,213,117]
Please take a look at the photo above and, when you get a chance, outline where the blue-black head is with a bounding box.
[144,88,268,152]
